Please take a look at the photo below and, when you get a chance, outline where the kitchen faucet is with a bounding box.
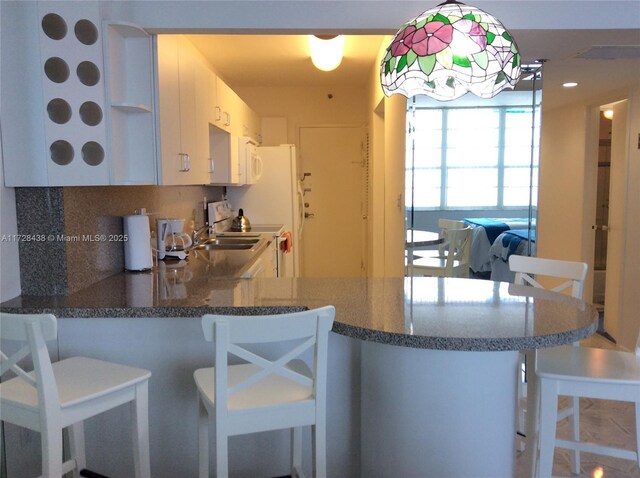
[192,224,211,245]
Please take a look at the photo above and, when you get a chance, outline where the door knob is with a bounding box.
[304,212,315,218]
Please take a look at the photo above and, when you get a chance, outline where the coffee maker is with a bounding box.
[156,219,192,260]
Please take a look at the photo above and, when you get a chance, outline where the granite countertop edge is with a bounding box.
[331,320,599,352]
[0,303,599,352]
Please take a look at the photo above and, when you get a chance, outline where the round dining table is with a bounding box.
[405,229,443,247]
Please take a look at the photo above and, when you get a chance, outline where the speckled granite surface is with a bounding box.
[15,188,68,295]
[1,253,598,351]
[14,185,224,295]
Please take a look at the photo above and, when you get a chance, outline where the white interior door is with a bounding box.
[602,99,628,341]
[299,126,365,277]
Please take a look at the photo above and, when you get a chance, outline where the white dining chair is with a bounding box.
[507,256,588,464]
[536,329,640,477]
[413,219,466,257]
[411,226,471,278]
[0,312,152,478]
[194,306,335,478]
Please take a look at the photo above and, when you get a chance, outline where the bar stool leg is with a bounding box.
[68,421,86,478]
[132,382,150,478]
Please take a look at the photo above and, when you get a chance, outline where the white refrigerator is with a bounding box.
[226,144,303,277]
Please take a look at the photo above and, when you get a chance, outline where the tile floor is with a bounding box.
[515,334,639,477]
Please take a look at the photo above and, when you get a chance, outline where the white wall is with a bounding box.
[366,36,407,278]
[538,104,590,261]
[538,81,640,350]
[383,95,407,277]
[111,1,640,32]
[235,86,368,144]
[0,130,21,301]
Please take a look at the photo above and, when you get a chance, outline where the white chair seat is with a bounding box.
[537,345,640,384]
[1,356,150,410]
[194,361,313,410]
[536,341,640,476]
[410,250,443,260]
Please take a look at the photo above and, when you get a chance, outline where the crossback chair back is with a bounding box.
[201,307,334,418]
[0,313,60,426]
[436,219,466,257]
[509,255,588,299]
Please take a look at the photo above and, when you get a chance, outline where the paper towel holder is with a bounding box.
[123,213,153,272]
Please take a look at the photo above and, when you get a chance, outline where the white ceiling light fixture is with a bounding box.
[603,109,614,120]
[309,35,345,71]
[562,81,579,87]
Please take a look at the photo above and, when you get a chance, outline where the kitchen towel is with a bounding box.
[280,231,293,253]
[123,214,153,271]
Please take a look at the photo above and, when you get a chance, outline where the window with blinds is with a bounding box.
[407,105,539,210]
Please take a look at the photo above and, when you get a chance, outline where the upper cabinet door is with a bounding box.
[157,35,185,185]
[214,79,241,135]
[156,35,210,185]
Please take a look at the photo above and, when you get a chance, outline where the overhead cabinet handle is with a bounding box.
[179,153,190,172]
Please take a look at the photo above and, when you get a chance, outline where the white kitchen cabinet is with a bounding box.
[156,35,209,185]
[213,78,239,134]
[103,22,156,184]
[2,1,110,186]
[241,101,262,143]
[206,69,218,126]
[209,79,262,184]
[209,128,243,185]
[156,35,261,187]
[263,238,278,277]
[238,242,277,280]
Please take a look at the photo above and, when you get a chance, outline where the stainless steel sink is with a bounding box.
[211,237,261,246]
[192,236,263,251]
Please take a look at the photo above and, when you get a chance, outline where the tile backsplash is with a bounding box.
[16,185,223,295]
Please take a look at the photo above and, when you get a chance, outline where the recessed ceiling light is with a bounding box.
[562,82,579,88]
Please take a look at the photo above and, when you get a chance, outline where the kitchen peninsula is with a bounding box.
[1,246,598,477]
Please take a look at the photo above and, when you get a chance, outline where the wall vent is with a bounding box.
[574,45,640,60]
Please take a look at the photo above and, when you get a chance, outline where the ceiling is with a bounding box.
[185,34,385,88]
[184,28,640,110]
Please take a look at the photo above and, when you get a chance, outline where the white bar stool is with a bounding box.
[194,306,335,478]
[0,312,151,478]
[509,255,588,458]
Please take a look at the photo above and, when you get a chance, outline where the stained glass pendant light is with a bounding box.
[380,0,521,100]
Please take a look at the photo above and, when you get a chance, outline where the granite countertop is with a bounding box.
[1,252,598,352]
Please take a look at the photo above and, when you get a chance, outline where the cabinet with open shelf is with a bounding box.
[103,21,156,185]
